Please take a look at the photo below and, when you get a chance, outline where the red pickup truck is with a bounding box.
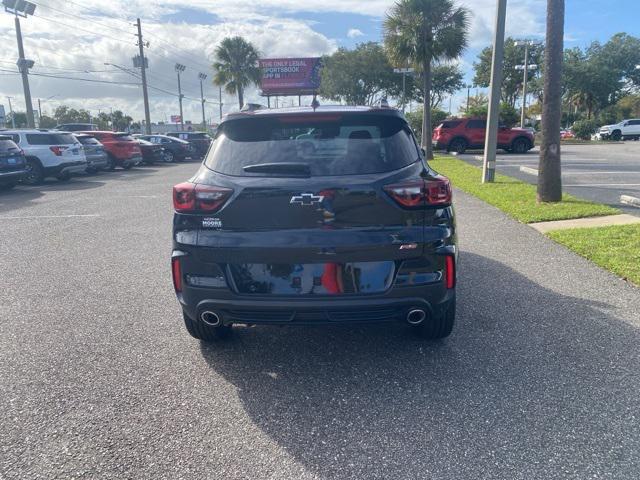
[432,118,535,154]
[79,131,142,170]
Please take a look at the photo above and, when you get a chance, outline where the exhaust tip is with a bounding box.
[200,310,222,327]
[407,308,427,326]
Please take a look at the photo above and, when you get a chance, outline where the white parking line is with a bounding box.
[563,184,640,187]
[0,214,100,220]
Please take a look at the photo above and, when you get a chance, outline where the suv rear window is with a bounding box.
[77,136,101,145]
[205,115,419,177]
[0,139,20,153]
[114,134,135,141]
[26,133,78,145]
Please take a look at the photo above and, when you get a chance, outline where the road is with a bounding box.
[1,163,640,479]
[457,142,640,215]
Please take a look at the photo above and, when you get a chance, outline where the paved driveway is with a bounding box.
[1,164,639,479]
[457,142,640,215]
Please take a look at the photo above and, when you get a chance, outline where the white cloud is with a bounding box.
[0,0,545,123]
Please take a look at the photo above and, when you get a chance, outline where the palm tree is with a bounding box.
[213,36,261,110]
[538,0,564,202]
[384,0,469,159]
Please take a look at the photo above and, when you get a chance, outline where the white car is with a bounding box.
[3,129,87,185]
[598,119,640,141]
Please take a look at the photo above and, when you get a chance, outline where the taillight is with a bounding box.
[49,146,68,156]
[172,257,182,292]
[172,182,233,213]
[384,176,451,207]
[445,255,455,289]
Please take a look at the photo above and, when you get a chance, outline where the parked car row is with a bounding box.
[0,128,212,189]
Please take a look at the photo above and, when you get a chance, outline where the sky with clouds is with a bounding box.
[0,0,637,124]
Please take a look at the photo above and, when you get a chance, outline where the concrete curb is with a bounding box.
[620,195,640,208]
[530,214,640,233]
[519,166,539,175]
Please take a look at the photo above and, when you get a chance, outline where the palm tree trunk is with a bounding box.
[537,0,564,203]
[238,87,244,110]
[422,58,433,160]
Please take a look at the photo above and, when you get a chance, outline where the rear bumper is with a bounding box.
[0,169,27,183]
[86,153,109,170]
[45,160,87,176]
[176,262,455,326]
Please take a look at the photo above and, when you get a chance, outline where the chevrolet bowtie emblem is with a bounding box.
[290,193,324,206]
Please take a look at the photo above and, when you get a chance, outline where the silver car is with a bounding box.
[74,134,109,173]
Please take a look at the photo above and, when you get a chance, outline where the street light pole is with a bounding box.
[198,73,207,130]
[393,67,415,114]
[466,84,472,114]
[482,0,507,184]
[521,43,529,128]
[6,1,37,128]
[175,63,185,131]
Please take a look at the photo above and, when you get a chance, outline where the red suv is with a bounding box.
[432,118,535,154]
[79,131,142,170]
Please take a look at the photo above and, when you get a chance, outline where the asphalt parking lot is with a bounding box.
[456,142,640,216]
[1,162,640,479]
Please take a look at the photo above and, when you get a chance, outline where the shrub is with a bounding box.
[572,119,598,140]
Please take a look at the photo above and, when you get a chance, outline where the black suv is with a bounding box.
[166,131,211,159]
[0,135,27,190]
[171,107,457,341]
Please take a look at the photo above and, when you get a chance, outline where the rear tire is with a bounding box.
[23,158,44,185]
[57,172,71,181]
[165,151,175,163]
[122,163,133,170]
[448,138,467,154]
[411,299,455,340]
[183,312,232,342]
[511,137,530,154]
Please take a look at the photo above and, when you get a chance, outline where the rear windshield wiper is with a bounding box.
[242,162,311,176]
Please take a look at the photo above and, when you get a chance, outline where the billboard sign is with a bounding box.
[170,115,182,123]
[259,58,322,96]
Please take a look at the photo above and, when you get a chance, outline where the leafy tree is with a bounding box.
[384,0,470,159]
[406,63,464,109]
[53,106,91,124]
[320,42,399,105]
[8,111,27,128]
[473,38,544,107]
[213,36,261,110]
[458,94,519,127]
[617,95,640,118]
[563,46,621,119]
[110,110,133,131]
[596,33,640,90]
[38,115,57,128]
[96,112,111,130]
[406,107,447,144]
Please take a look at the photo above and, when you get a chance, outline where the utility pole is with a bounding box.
[7,96,16,128]
[135,18,152,134]
[198,73,207,130]
[175,63,185,131]
[482,0,507,184]
[466,84,473,114]
[6,1,37,128]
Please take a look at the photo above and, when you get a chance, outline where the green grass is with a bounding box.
[548,224,640,286]
[430,156,619,223]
